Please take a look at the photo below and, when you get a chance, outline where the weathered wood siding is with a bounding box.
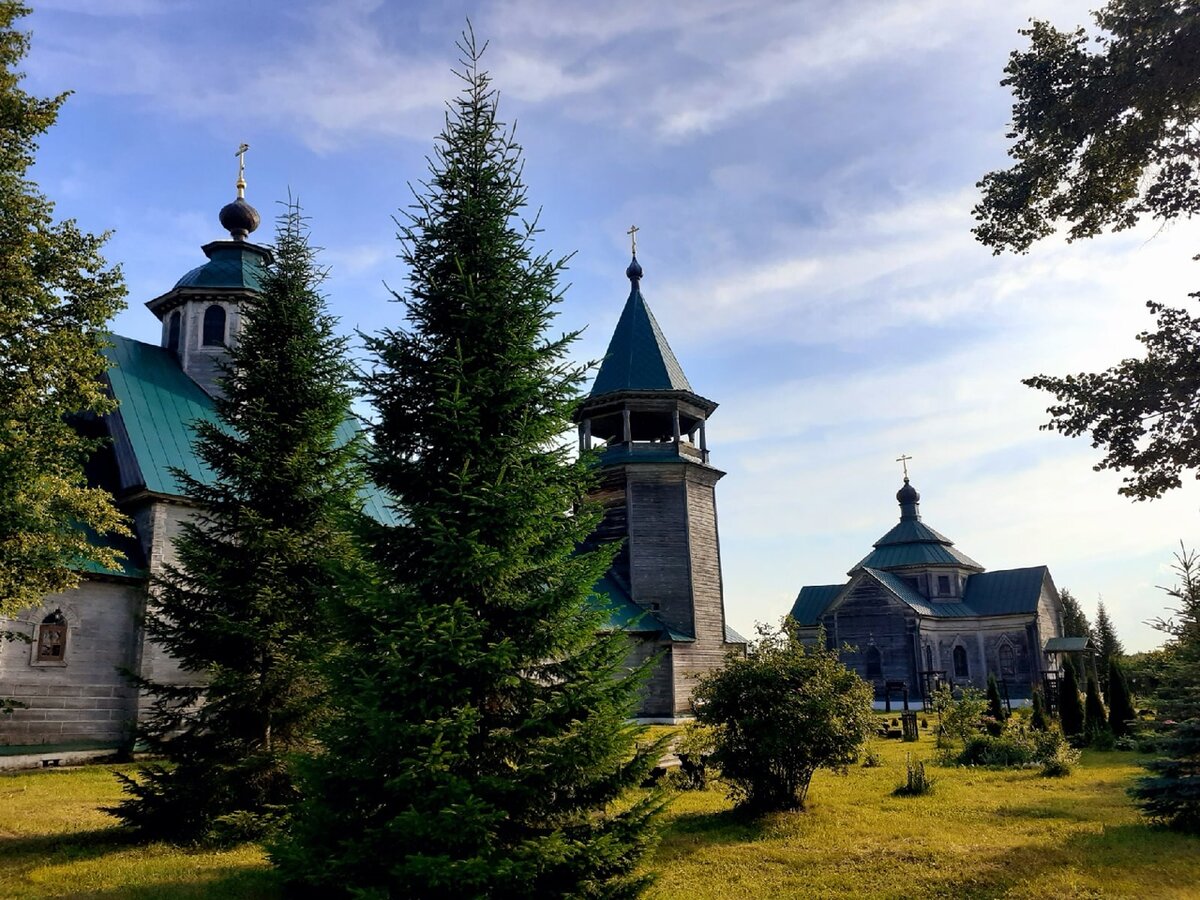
[686,474,725,645]
[628,474,694,638]
[823,580,919,695]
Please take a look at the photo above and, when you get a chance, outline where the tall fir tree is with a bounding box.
[1030,688,1050,732]
[1059,662,1085,737]
[1094,599,1125,692]
[274,32,664,898]
[1058,587,1093,641]
[1107,657,1136,738]
[109,203,363,844]
[1084,675,1109,742]
[0,1,127,617]
[1131,546,1200,832]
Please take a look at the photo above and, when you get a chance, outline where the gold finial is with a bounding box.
[896,454,913,480]
[626,224,639,257]
[235,143,249,199]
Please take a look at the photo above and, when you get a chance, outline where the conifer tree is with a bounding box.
[1132,546,1200,831]
[1030,688,1049,732]
[1084,675,1109,742]
[0,1,127,617]
[1059,663,1085,737]
[1107,657,1136,738]
[985,674,1008,735]
[274,32,664,898]
[1094,600,1124,691]
[110,203,363,844]
[1059,587,1093,641]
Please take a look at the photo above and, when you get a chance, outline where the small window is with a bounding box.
[999,643,1016,676]
[901,576,920,593]
[37,611,67,663]
[924,644,934,671]
[167,310,181,353]
[202,305,226,346]
[953,645,969,678]
[937,575,951,595]
[866,645,883,678]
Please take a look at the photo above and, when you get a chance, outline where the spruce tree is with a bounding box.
[274,32,664,898]
[1132,546,1200,831]
[110,203,363,844]
[1094,600,1125,691]
[985,674,1008,735]
[1059,587,1093,641]
[1107,657,1136,738]
[1059,663,1085,737]
[0,1,127,617]
[1084,675,1109,743]
[1030,688,1049,732]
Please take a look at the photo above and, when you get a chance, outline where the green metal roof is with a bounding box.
[589,573,694,642]
[962,566,1050,616]
[853,541,982,573]
[590,275,693,397]
[103,335,397,524]
[75,522,146,581]
[104,335,221,496]
[174,241,268,291]
[790,584,843,626]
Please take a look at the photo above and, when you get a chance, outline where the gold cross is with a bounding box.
[235,143,249,198]
[896,454,913,480]
[627,224,639,256]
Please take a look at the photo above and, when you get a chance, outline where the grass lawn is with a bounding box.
[1,733,1197,898]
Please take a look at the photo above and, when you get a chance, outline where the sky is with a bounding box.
[20,0,1200,652]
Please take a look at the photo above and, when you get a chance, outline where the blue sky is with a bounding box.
[23,0,1200,651]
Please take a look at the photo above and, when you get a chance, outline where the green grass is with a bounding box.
[1,735,1197,898]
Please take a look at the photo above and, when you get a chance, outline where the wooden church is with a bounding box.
[790,474,1065,704]
[577,253,746,723]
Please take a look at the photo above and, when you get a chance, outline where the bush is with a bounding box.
[861,746,883,768]
[1041,744,1081,778]
[694,622,875,812]
[934,684,988,750]
[894,754,934,796]
[1030,689,1050,732]
[672,722,718,791]
[956,722,1071,769]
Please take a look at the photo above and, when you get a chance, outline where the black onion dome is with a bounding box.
[219,197,261,240]
[896,478,920,504]
[626,254,643,282]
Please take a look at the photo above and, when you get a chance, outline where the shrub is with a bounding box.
[935,684,988,750]
[694,622,875,812]
[1084,676,1110,743]
[861,746,883,768]
[672,722,718,791]
[957,721,1071,769]
[1031,689,1050,732]
[986,675,1008,734]
[1041,744,1081,778]
[894,754,934,796]
[1108,658,1137,737]
[1059,664,1086,737]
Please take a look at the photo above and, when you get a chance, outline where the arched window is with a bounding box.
[953,644,969,678]
[202,304,226,346]
[167,310,181,353]
[999,643,1016,676]
[37,610,67,663]
[924,644,934,672]
[866,645,883,678]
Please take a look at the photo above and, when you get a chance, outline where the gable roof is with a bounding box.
[102,334,396,525]
[590,276,693,397]
[791,565,1052,624]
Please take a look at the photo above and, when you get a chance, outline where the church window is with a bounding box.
[999,643,1015,676]
[924,644,934,672]
[866,645,883,678]
[901,576,919,593]
[167,310,181,353]
[36,611,67,663]
[937,575,951,595]
[953,644,969,678]
[202,304,226,346]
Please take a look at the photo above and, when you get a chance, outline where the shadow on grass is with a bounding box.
[79,866,281,899]
[934,819,1200,898]
[662,805,776,846]
[0,827,134,868]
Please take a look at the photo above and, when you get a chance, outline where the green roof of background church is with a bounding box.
[851,478,982,573]
[102,335,396,525]
[589,256,694,397]
[173,240,268,291]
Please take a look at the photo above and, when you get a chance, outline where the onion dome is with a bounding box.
[218,197,260,240]
[897,477,920,505]
[626,254,643,283]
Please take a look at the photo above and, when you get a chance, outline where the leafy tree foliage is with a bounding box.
[974,1,1200,253]
[110,204,363,844]
[1132,546,1200,831]
[1059,662,1086,737]
[1124,646,1177,698]
[975,1,1200,499]
[934,684,988,750]
[273,33,664,898]
[694,622,875,812]
[1094,600,1125,691]
[0,1,127,617]
[1107,657,1137,737]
